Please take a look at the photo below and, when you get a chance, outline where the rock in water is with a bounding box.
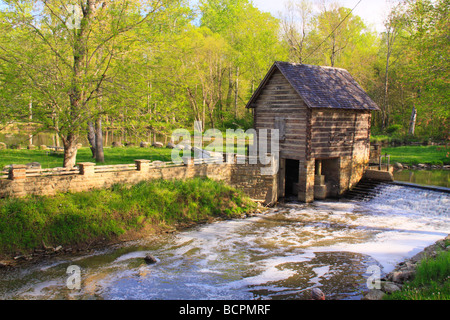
[144,254,157,264]
[363,289,385,300]
[382,282,401,294]
[311,288,326,300]
[393,162,403,170]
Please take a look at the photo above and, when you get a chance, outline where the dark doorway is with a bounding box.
[285,159,299,196]
[321,158,340,197]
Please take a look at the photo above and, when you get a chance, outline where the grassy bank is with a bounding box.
[0,178,257,258]
[0,147,174,169]
[384,249,450,300]
[382,145,450,166]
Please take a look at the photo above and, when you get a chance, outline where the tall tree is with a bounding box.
[306,4,371,68]
[380,2,404,130]
[0,0,168,167]
[400,0,449,138]
[279,0,314,64]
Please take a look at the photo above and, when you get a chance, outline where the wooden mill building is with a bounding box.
[246,61,380,202]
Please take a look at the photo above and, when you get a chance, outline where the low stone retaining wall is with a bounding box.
[0,158,278,205]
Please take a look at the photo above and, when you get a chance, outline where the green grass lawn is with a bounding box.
[382,145,450,165]
[0,147,175,170]
[2,144,448,169]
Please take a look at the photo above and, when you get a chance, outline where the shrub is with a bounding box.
[386,124,403,135]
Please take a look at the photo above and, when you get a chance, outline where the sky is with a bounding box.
[251,0,394,32]
[0,0,393,33]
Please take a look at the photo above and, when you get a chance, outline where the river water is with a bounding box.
[394,169,449,188]
[0,183,448,300]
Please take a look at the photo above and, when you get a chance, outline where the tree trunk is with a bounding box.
[87,121,96,157]
[383,61,390,130]
[207,101,215,129]
[62,133,78,169]
[64,0,98,168]
[409,107,417,135]
[383,28,393,131]
[53,113,60,147]
[330,36,336,67]
[28,100,33,146]
[202,95,206,128]
[95,82,104,162]
[226,66,233,111]
[95,117,104,162]
[104,128,108,146]
[234,66,239,118]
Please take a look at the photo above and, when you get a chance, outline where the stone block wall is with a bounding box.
[230,163,278,205]
[298,159,315,203]
[339,155,369,194]
[0,160,278,205]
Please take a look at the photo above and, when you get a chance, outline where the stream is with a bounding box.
[0,183,448,300]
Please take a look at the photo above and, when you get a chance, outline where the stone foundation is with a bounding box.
[295,155,369,203]
[298,159,315,203]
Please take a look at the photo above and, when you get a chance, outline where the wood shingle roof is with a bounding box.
[247,61,380,111]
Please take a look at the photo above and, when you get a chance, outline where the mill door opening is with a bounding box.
[285,159,300,196]
[313,158,340,199]
[321,158,340,197]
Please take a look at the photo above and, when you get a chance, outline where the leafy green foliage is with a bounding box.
[371,0,449,139]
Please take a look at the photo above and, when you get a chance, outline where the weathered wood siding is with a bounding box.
[310,109,371,160]
[253,69,308,160]
[310,109,372,194]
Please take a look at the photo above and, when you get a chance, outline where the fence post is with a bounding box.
[135,159,151,172]
[182,156,194,166]
[9,164,27,180]
[78,162,96,176]
[225,153,236,164]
